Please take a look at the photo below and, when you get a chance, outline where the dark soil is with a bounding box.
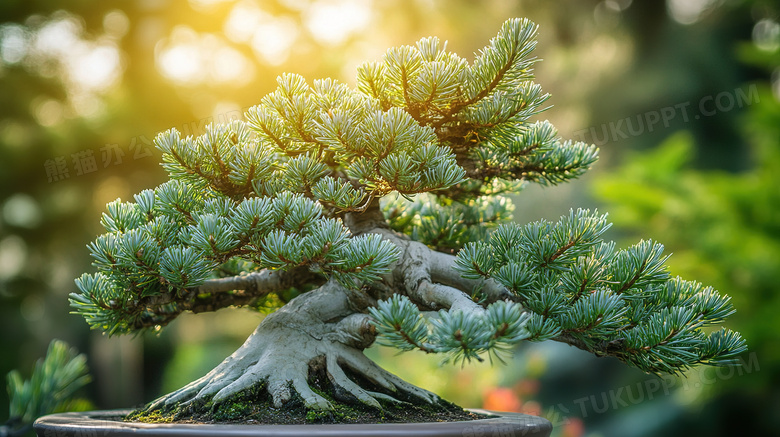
[127,372,486,425]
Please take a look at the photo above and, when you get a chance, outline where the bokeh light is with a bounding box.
[156,27,253,85]
[303,0,372,45]
[249,15,299,65]
[666,0,722,25]
[752,18,780,52]
[0,24,27,64]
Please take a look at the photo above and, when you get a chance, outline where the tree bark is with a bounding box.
[146,277,440,412]
[144,219,501,414]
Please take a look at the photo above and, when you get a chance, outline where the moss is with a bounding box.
[127,371,483,425]
[126,409,176,423]
[305,409,333,423]
[212,401,252,422]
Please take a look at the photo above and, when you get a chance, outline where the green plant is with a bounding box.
[593,84,779,422]
[68,18,745,421]
[2,340,90,436]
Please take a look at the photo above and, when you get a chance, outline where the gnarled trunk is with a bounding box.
[145,278,443,415]
[139,213,504,419]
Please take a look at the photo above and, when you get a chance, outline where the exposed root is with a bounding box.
[139,279,446,421]
[137,226,499,424]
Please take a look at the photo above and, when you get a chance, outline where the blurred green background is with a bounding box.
[1,1,777,436]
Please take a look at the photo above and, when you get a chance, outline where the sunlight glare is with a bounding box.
[157,27,205,85]
[188,0,234,10]
[158,43,203,84]
[251,17,299,65]
[157,26,254,85]
[31,14,81,57]
[213,45,253,85]
[69,44,122,91]
[304,0,372,46]
[26,12,123,98]
[224,1,266,43]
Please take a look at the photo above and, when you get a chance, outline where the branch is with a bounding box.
[426,249,512,303]
[343,199,390,236]
[130,267,322,330]
[195,268,314,294]
[409,280,483,314]
[398,239,495,314]
[552,332,592,351]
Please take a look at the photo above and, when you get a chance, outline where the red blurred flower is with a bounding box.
[482,387,522,412]
[561,417,585,437]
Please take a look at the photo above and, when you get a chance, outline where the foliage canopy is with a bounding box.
[70,18,745,377]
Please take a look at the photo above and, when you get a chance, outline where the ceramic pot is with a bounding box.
[34,408,552,437]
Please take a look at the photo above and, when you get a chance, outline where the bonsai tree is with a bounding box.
[69,18,746,422]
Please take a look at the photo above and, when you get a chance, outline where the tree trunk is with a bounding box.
[142,217,498,418]
[144,278,439,416]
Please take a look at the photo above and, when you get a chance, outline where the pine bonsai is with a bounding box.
[70,18,746,423]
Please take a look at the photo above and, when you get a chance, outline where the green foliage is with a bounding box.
[71,191,401,334]
[5,340,91,427]
[450,209,746,374]
[72,17,601,336]
[382,193,515,253]
[71,16,744,379]
[594,88,779,386]
[368,205,747,374]
[359,19,597,197]
[241,75,466,199]
[369,295,530,365]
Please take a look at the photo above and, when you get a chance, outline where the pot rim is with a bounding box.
[34,408,552,437]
